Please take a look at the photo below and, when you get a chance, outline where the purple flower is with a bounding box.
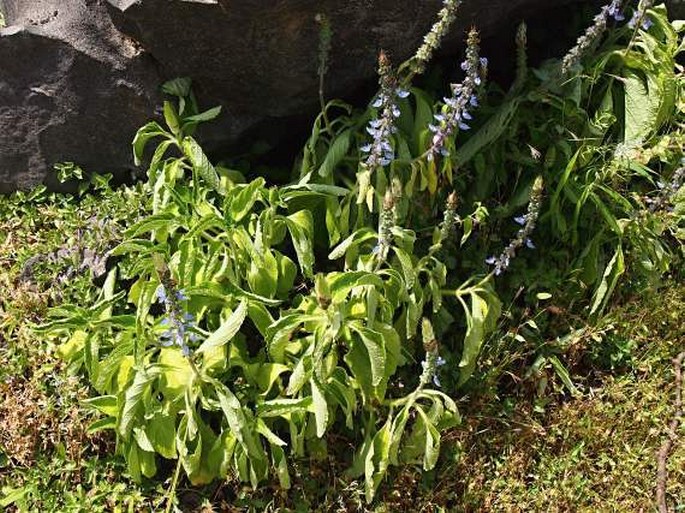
[426,29,487,160]
[155,284,168,303]
[486,177,544,276]
[562,0,625,76]
[607,1,624,21]
[362,51,406,171]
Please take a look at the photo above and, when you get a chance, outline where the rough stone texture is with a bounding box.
[0,0,160,192]
[0,0,681,192]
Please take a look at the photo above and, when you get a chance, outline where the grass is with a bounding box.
[0,185,683,511]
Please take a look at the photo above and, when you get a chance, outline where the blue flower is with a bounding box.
[514,215,526,226]
[628,11,652,31]
[426,29,486,160]
[607,1,624,21]
[155,284,168,303]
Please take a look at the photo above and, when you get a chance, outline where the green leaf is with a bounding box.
[415,406,441,470]
[256,397,313,418]
[328,271,384,303]
[454,98,520,167]
[247,249,278,298]
[310,377,329,438]
[623,71,660,144]
[197,300,248,354]
[216,385,265,462]
[349,324,387,388]
[228,178,265,222]
[126,212,179,237]
[590,246,625,316]
[182,137,220,191]
[146,412,178,459]
[132,121,168,166]
[82,395,118,417]
[392,247,416,289]
[271,445,291,489]
[548,355,580,397]
[118,367,160,439]
[318,128,352,177]
[328,229,375,260]
[363,420,392,503]
[184,105,222,124]
[162,77,192,98]
[285,210,315,278]
[457,293,488,386]
[163,101,181,136]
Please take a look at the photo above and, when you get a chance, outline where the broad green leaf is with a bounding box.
[132,121,167,166]
[310,377,329,438]
[197,300,248,354]
[364,420,392,503]
[548,355,580,396]
[184,105,222,123]
[118,367,160,439]
[623,70,660,144]
[146,411,177,459]
[392,247,416,289]
[162,77,192,98]
[82,395,118,417]
[228,178,265,222]
[158,349,193,401]
[216,385,265,462]
[328,229,375,260]
[318,128,352,177]
[256,397,313,418]
[328,271,384,302]
[455,98,520,167]
[285,210,315,278]
[351,326,387,388]
[415,406,441,470]
[182,136,220,191]
[271,445,291,489]
[457,292,488,386]
[163,101,181,135]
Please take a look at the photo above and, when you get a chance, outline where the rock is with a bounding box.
[0,0,159,192]
[1,0,680,192]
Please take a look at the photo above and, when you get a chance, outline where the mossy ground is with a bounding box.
[1,191,683,512]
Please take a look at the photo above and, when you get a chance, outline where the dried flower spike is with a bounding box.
[419,318,446,388]
[512,22,528,91]
[374,189,397,263]
[410,0,463,77]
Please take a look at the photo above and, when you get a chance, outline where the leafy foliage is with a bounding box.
[39,1,685,506]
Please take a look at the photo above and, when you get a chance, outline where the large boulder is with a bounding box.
[1,0,678,192]
[0,1,160,191]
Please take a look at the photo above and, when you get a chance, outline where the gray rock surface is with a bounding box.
[0,0,160,192]
[0,0,680,192]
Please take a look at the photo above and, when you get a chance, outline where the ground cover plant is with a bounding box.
[1,0,684,511]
